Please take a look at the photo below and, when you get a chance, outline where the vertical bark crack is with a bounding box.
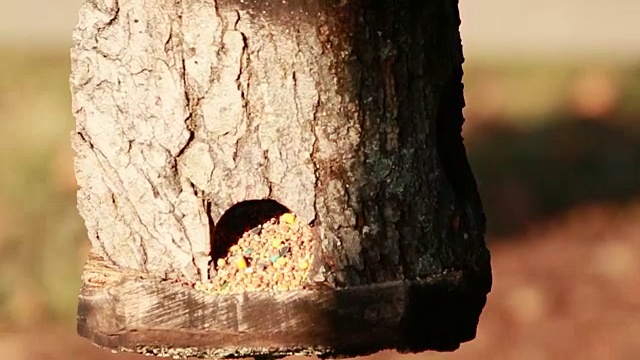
[309,95,321,226]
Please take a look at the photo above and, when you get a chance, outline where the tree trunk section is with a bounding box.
[71,0,491,357]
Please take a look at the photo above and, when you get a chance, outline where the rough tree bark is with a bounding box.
[71,0,491,358]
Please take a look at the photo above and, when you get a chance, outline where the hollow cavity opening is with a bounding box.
[211,199,290,262]
[200,199,318,294]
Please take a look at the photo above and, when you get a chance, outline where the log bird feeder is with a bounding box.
[71,0,492,358]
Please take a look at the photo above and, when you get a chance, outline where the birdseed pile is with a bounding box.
[195,212,315,294]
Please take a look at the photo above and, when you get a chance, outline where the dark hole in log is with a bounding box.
[211,199,291,262]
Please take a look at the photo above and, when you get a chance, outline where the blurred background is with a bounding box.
[1,0,639,359]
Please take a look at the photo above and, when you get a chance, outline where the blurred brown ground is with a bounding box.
[1,1,640,360]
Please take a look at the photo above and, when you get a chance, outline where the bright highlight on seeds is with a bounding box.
[195,212,314,294]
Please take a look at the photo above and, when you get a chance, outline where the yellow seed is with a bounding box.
[229,245,241,253]
[298,260,309,270]
[276,257,287,267]
[236,257,248,269]
[272,238,283,248]
[217,258,227,268]
[280,213,296,225]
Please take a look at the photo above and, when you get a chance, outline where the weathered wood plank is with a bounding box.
[78,256,488,358]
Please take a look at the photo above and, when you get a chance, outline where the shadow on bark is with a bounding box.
[295,0,490,354]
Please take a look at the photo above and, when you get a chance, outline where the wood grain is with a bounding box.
[78,255,489,358]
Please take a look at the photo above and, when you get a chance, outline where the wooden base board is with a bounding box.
[77,257,489,359]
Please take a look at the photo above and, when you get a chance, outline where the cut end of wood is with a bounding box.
[77,257,490,359]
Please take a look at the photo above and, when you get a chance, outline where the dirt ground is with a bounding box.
[2,203,638,360]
